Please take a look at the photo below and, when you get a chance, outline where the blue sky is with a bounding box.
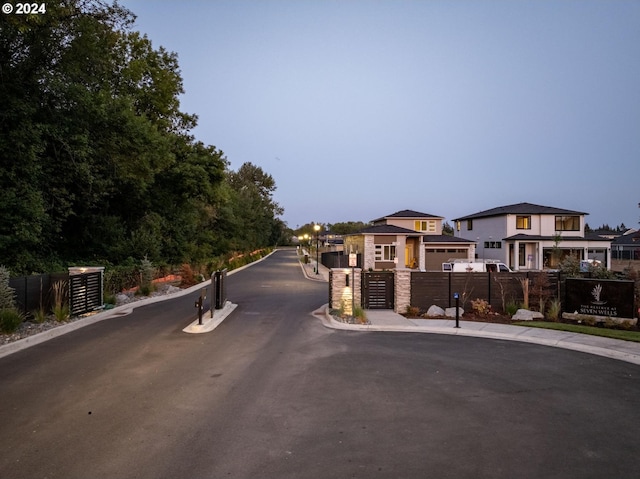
[119,0,639,230]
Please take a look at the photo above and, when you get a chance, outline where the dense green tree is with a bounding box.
[326,221,370,235]
[0,1,284,274]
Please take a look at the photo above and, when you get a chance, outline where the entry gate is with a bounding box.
[362,271,394,309]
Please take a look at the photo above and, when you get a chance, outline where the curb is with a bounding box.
[314,304,640,366]
[182,302,238,334]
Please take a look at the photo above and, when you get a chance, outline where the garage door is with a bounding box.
[425,248,468,271]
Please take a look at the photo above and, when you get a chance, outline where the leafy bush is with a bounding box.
[471,298,491,316]
[0,265,16,310]
[180,264,197,287]
[0,308,24,333]
[405,305,420,317]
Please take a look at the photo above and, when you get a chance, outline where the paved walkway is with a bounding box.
[300,253,640,366]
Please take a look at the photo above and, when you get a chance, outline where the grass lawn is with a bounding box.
[514,321,640,343]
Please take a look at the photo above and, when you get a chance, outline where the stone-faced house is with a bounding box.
[343,210,475,271]
[452,202,612,270]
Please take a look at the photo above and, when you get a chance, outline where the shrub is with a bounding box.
[405,305,420,317]
[505,300,519,317]
[51,281,70,322]
[547,299,562,322]
[32,307,47,324]
[0,265,16,310]
[0,308,24,333]
[353,305,367,324]
[180,264,197,287]
[471,298,491,316]
[140,256,155,292]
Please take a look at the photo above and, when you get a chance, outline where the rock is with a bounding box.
[445,307,464,318]
[426,305,445,317]
[512,309,544,321]
[115,293,130,305]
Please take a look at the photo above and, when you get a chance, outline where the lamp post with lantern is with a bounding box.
[314,224,321,274]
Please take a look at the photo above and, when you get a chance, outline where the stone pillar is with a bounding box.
[364,236,375,270]
[394,269,412,314]
[329,268,362,315]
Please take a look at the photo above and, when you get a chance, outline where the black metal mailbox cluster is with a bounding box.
[211,269,227,311]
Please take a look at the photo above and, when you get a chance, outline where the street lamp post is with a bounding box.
[314,224,321,274]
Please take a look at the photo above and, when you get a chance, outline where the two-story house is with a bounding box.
[344,210,475,271]
[452,202,612,270]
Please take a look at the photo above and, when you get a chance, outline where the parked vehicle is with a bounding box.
[442,259,512,273]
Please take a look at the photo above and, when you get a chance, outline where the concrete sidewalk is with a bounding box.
[314,304,640,366]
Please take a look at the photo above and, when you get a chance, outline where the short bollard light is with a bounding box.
[195,289,206,325]
[453,292,460,329]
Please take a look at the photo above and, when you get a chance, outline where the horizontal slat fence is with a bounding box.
[411,271,563,313]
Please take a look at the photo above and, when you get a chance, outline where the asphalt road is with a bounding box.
[0,249,638,478]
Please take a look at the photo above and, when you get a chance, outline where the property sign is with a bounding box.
[349,253,358,267]
[565,278,635,319]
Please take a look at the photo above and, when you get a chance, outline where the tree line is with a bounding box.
[0,1,287,275]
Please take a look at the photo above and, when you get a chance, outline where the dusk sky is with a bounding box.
[120,0,639,231]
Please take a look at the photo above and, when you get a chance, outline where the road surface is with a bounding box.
[0,249,638,478]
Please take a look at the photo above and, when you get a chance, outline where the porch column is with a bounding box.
[395,236,406,268]
[513,240,520,271]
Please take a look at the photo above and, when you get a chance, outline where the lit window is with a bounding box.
[414,220,436,232]
[516,216,531,229]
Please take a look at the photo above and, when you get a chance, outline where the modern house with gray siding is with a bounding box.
[452,202,612,271]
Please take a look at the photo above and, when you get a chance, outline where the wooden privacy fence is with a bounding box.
[410,271,562,312]
[330,269,565,313]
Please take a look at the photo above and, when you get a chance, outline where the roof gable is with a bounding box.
[353,224,419,235]
[372,209,442,224]
[453,202,587,221]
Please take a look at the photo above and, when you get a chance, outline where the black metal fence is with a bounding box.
[9,273,69,316]
[69,271,103,316]
[321,251,362,269]
[9,270,104,317]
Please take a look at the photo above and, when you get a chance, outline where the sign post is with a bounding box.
[453,292,460,328]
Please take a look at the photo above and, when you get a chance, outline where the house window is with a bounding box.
[414,220,436,232]
[467,220,473,231]
[555,216,580,231]
[484,241,502,249]
[456,221,461,232]
[374,244,396,261]
[516,216,531,230]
